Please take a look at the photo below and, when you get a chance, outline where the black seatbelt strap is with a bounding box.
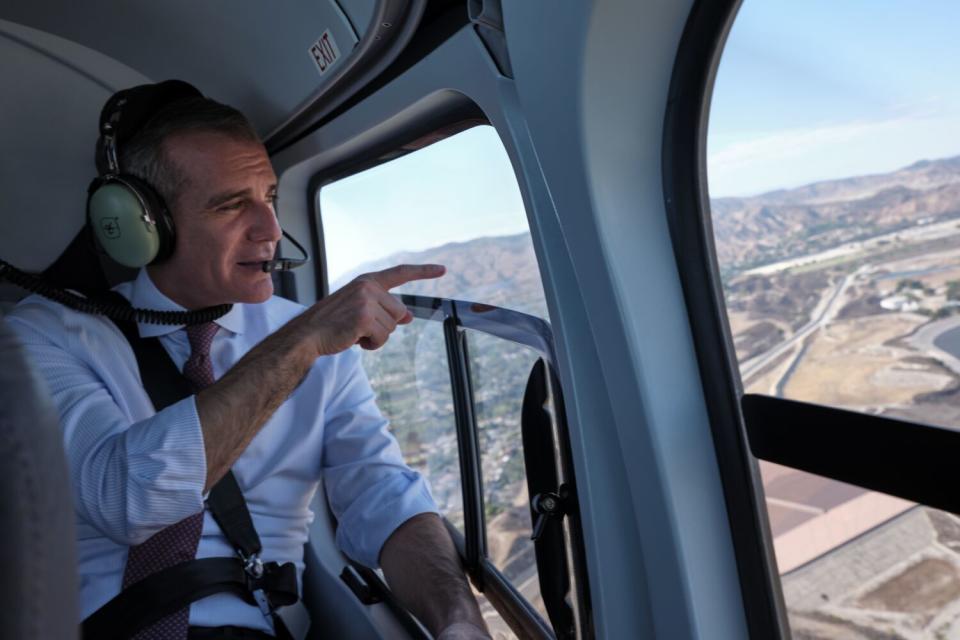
[207,471,263,564]
[106,297,194,410]
[82,558,298,640]
[81,292,297,639]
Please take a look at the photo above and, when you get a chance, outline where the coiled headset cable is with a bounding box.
[0,258,231,325]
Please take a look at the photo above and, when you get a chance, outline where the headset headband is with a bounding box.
[95,80,203,176]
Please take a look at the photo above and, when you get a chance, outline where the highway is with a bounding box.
[740,267,862,384]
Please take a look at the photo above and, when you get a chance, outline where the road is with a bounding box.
[740,267,862,383]
[905,315,960,375]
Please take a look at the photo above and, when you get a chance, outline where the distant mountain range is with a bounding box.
[332,154,960,303]
[331,232,548,317]
[711,155,960,274]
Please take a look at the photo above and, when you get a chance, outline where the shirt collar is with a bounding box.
[126,268,245,338]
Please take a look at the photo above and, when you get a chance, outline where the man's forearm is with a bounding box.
[381,513,489,638]
[190,264,443,492]
[196,328,314,491]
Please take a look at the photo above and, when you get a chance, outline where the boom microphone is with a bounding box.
[262,230,310,273]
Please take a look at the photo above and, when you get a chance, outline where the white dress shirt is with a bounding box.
[6,268,437,633]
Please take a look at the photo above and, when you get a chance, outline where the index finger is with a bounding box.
[369,263,446,290]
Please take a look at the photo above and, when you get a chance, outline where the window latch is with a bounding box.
[530,487,568,541]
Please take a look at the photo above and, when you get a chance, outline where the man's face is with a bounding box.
[148,131,282,309]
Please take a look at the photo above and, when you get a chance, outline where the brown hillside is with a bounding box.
[711,155,960,272]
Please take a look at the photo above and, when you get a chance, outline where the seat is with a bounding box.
[0,318,78,639]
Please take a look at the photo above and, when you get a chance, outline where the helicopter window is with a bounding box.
[320,125,546,314]
[705,0,960,636]
[361,314,465,532]
[317,125,577,638]
[465,329,554,627]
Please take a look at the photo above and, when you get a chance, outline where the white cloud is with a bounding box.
[709,118,901,176]
[707,112,960,197]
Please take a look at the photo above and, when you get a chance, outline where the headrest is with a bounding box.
[95,79,203,174]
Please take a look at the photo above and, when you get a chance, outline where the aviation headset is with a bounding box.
[86,80,201,268]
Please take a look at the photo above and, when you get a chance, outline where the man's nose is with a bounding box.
[249,200,282,243]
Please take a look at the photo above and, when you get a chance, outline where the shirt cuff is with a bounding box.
[123,395,207,536]
[335,470,439,568]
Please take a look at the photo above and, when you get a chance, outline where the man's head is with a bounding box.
[113,91,282,309]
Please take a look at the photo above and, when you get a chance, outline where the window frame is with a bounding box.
[662,0,791,638]
[309,122,593,639]
[664,0,960,638]
[401,294,590,639]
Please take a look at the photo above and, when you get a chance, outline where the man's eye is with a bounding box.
[217,201,244,212]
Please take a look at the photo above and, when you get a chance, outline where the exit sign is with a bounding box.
[309,30,340,75]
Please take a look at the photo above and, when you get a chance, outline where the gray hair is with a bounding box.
[119,97,260,208]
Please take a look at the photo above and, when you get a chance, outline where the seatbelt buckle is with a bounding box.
[239,551,273,620]
[242,552,265,579]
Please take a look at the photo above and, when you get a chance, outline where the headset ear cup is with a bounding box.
[86,175,174,268]
[121,174,176,263]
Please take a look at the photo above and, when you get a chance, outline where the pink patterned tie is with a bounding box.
[122,322,219,639]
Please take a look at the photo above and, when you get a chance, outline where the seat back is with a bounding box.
[0,319,78,639]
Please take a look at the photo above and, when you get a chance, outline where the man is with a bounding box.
[8,84,490,639]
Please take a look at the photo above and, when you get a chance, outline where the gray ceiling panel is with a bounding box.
[0,1,363,135]
[0,19,149,272]
[335,0,377,40]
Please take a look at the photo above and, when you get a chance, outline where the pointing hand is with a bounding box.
[288,264,445,355]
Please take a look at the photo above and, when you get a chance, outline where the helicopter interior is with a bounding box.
[1,1,767,638]
[7,1,959,639]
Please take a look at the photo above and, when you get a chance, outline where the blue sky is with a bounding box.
[321,1,960,278]
[320,126,529,281]
[708,0,960,197]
